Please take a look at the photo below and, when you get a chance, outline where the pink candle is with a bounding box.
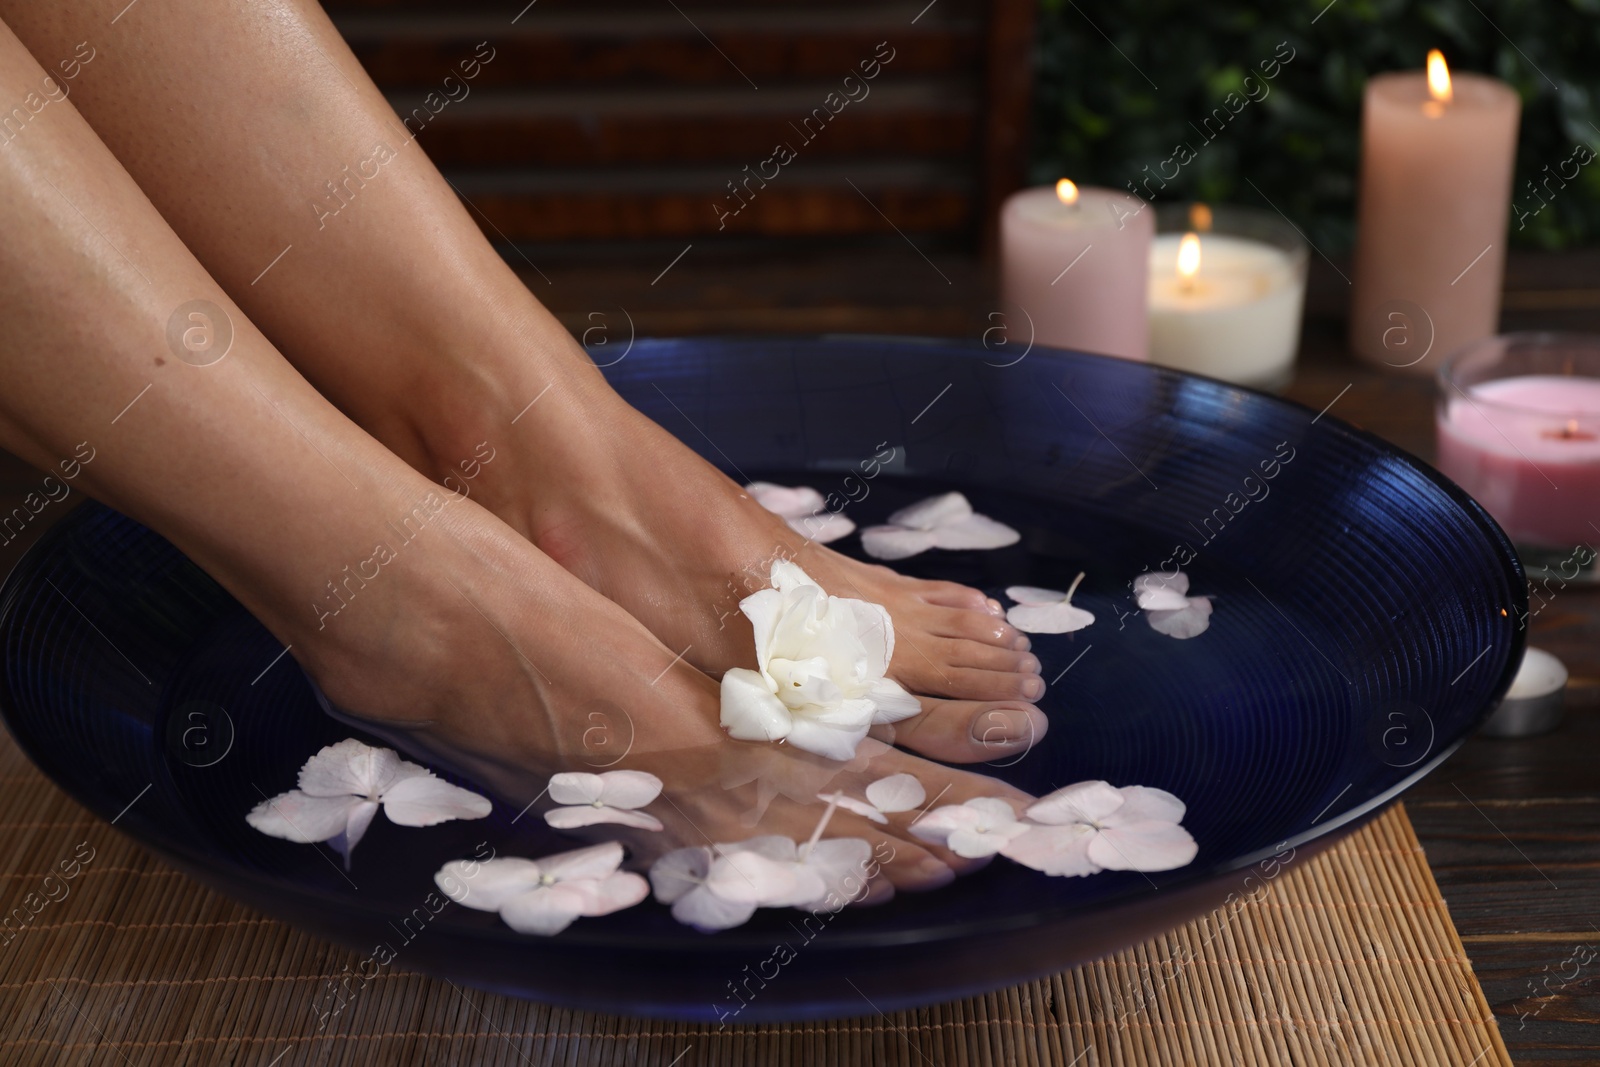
[1351,52,1520,374]
[1436,375,1600,547]
[1000,182,1153,361]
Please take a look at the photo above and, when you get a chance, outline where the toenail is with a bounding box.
[1020,653,1041,674]
[985,597,1006,616]
[913,857,957,887]
[1022,676,1045,700]
[971,705,1031,746]
[1010,634,1032,652]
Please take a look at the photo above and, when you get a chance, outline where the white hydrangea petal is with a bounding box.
[794,838,875,910]
[340,799,381,854]
[718,836,801,863]
[540,841,627,883]
[747,482,826,518]
[247,790,362,843]
[436,857,544,912]
[704,851,799,906]
[594,770,664,810]
[1087,822,1199,872]
[860,525,937,561]
[498,884,591,936]
[1007,601,1095,634]
[1001,823,1101,876]
[1147,598,1213,639]
[864,773,926,814]
[931,513,1021,551]
[380,775,492,827]
[887,491,973,530]
[544,805,664,831]
[720,668,793,744]
[547,772,605,806]
[866,678,921,724]
[828,794,889,823]
[1005,585,1066,606]
[946,825,1016,858]
[673,885,758,932]
[789,511,855,544]
[297,739,407,798]
[964,796,1022,821]
[907,804,980,847]
[1101,786,1187,827]
[649,847,712,904]
[577,871,651,917]
[1027,780,1126,826]
[1134,571,1191,609]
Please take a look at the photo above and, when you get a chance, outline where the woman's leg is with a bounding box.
[0,17,1020,887]
[0,1,1049,759]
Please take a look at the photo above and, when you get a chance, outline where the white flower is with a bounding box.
[1133,571,1213,639]
[860,492,1019,560]
[1001,781,1197,877]
[436,841,648,936]
[746,482,856,544]
[544,770,663,831]
[825,773,925,824]
[910,797,1030,857]
[1005,572,1095,634]
[649,834,876,932]
[247,739,491,865]
[720,560,920,761]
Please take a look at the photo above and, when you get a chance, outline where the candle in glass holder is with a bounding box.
[1435,334,1600,549]
[1148,204,1308,387]
[1000,180,1153,361]
[1352,51,1521,374]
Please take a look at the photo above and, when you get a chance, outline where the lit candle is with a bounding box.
[1147,205,1308,387]
[1351,51,1521,374]
[999,180,1153,361]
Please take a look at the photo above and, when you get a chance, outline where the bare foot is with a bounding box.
[410,356,1048,765]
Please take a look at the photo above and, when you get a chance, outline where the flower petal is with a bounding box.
[947,823,1028,858]
[380,775,493,827]
[1147,598,1213,639]
[864,773,925,814]
[907,804,980,847]
[769,559,821,595]
[1087,822,1198,872]
[672,885,758,932]
[1001,823,1101,876]
[1026,780,1125,826]
[887,491,973,531]
[1101,785,1187,827]
[718,835,801,863]
[840,597,895,679]
[498,884,592,936]
[931,513,1021,551]
[720,668,793,744]
[1006,601,1095,634]
[827,794,889,823]
[704,851,799,906]
[649,846,712,904]
[746,482,826,519]
[595,769,664,810]
[297,738,420,798]
[1133,571,1191,610]
[436,857,544,911]
[540,841,628,882]
[865,678,921,724]
[738,589,787,677]
[789,511,855,544]
[246,790,363,843]
[859,525,937,561]
[576,871,651,917]
[544,805,665,831]
[784,711,872,762]
[341,799,381,854]
[1005,585,1066,606]
[547,772,604,806]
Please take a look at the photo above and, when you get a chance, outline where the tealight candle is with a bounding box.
[999,180,1153,361]
[1435,334,1600,550]
[1147,204,1308,388]
[1480,646,1567,737]
[1351,51,1521,374]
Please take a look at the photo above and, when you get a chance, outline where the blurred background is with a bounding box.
[320,0,1600,340]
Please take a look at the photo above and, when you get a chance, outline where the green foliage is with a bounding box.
[1031,0,1600,252]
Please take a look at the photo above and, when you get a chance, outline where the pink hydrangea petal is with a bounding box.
[341,800,381,853]
[577,871,651,917]
[547,772,605,806]
[718,835,801,864]
[544,805,664,831]
[1087,822,1198,872]
[1100,786,1187,827]
[1005,585,1065,606]
[298,739,419,798]
[498,884,592,936]
[1133,571,1191,609]
[595,770,663,809]
[746,482,826,518]
[673,885,758,932]
[860,525,937,561]
[246,790,362,843]
[1001,823,1100,876]
[436,857,544,912]
[704,851,799,906]
[649,847,712,904]
[381,775,492,827]
[864,773,925,814]
[827,794,888,823]
[1147,598,1213,639]
[1006,601,1094,634]
[1026,780,1125,826]
[539,841,627,883]
[908,804,981,847]
[931,514,1021,551]
[888,491,974,530]
[789,511,855,544]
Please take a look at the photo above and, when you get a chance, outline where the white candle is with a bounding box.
[1507,647,1567,699]
[1000,182,1153,361]
[1147,231,1306,386]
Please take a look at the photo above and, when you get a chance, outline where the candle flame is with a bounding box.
[1177,232,1201,286]
[1055,178,1080,206]
[1427,50,1452,103]
[1540,419,1597,442]
[1189,203,1213,232]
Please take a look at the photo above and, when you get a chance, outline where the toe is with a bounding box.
[879,698,1049,764]
[890,645,1046,702]
[916,580,1000,615]
[939,640,1040,676]
[925,606,1028,648]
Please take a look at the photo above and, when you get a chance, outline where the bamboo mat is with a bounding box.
[0,731,1509,1067]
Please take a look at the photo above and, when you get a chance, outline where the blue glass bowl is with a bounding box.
[0,337,1524,1021]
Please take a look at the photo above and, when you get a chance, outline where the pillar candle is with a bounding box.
[1000,182,1154,361]
[1351,52,1520,374]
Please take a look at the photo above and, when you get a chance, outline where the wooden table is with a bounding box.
[0,245,1595,1062]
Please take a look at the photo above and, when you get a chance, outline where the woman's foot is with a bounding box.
[406,353,1048,765]
[273,496,1033,894]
